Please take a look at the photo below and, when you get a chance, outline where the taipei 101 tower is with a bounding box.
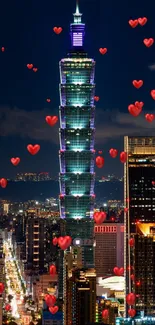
[59,0,96,268]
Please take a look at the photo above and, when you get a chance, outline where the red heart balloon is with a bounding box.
[138,17,147,26]
[27,144,40,155]
[94,96,100,102]
[11,157,20,166]
[145,114,154,123]
[120,152,127,163]
[128,309,136,318]
[150,90,155,100]
[99,48,107,55]
[96,156,104,168]
[102,309,109,319]
[58,236,72,250]
[49,264,56,276]
[129,238,135,247]
[128,104,142,117]
[143,38,154,47]
[52,237,58,246]
[27,64,33,69]
[152,181,155,186]
[5,304,11,311]
[33,68,38,72]
[45,294,56,307]
[93,211,106,224]
[46,98,51,103]
[134,101,144,109]
[1,47,5,52]
[53,27,62,34]
[49,306,59,314]
[124,208,128,213]
[128,19,138,28]
[0,178,7,188]
[132,80,143,89]
[118,267,124,276]
[0,283,4,294]
[109,148,118,158]
[46,116,58,126]
[126,293,136,305]
[113,267,119,276]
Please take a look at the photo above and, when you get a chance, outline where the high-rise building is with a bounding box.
[124,136,155,317]
[94,223,124,277]
[64,255,96,325]
[26,215,60,273]
[26,215,46,272]
[58,0,96,268]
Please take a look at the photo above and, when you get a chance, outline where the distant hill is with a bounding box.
[0,180,123,202]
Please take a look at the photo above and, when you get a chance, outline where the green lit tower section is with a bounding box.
[59,1,96,267]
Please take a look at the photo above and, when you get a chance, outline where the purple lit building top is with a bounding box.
[70,1,85,48]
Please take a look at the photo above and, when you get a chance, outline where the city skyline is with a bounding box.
[1,0,155,179]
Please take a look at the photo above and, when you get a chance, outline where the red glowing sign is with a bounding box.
[94,226,117,233]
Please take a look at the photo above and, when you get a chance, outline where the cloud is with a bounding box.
[148,64,155,71]
[0,106,59,143]
[0,106,154,145]
[95,109,155,143]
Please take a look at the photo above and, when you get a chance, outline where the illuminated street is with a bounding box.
[3,239,26,323]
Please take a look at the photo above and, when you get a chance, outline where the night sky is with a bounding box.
[0,0,155,178]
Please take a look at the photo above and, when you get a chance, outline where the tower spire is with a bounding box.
[73,0,82,23]
[76,0,79,14]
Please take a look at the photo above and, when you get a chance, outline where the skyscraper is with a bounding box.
[59,0,96,268]
[124,136,155,317]
[94,223,124,277]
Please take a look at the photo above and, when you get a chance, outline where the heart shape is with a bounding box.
[145,114,154,123]
[124,208,128,213]
[1,47,5,52]
[49,306,59,314]
[143,38,154,47]
[120,152,127,163]
[53,27,62,34]
[45,116,58,126]
[27,144,40,155]
[128,104,142,117]
[45,294,56,307]
[132,80,143,89]
[46,98,51,103]
[27,64,33,69]
[128,19,138,28]
[94,96,100,102]
[33,68,38,72]
[93,211,106,224]
[109,148,118,158]
[0,178,7,188]
[113,267,124,276]
[58,236,72,250]
[52,237,58,246]
[138,17,147,26]
[150,90,155,100]
[99,48,107,55]
[134,101,144,109]
[11,157,20,166]
[96,156,104,168]
[152,181,155,186]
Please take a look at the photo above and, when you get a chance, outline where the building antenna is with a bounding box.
[76,0,80,14]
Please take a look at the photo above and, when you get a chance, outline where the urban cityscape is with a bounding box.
[0,0,155,325]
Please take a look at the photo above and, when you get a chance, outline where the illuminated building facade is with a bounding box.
[64,257,96,325]
[131,224,155,315]
[124,136,155,317]
[59,1,96,267]
[94,223,124,277]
